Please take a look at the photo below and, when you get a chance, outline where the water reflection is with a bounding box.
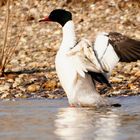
[0,97,140,140]
[55,107,120,140]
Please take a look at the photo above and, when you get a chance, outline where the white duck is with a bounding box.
[39,9,140,107]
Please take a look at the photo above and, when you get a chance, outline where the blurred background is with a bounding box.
[0,0,139,99]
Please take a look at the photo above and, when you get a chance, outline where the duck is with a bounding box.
[39,9,140,107]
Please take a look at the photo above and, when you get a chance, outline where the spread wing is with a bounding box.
[93,32,120,76]
[67,38,111,87]
[109,32,140,62]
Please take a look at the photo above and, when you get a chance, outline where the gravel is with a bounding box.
[0,0,139,100]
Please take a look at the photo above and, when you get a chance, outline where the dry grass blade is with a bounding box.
[3,6,27,69]
[3,5,14,56]
[0,0,25,76]
[0,0,10,75]
[4,31,23,67]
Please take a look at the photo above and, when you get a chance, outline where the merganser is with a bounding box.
[39,9,140,107]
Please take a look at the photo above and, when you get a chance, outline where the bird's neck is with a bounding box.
[59,20,77,52]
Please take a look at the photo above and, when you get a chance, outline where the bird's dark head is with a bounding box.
[39,9,72,27]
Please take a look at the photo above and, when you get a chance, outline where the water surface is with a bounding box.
[0,96,140,140]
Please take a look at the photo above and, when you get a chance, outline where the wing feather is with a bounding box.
[66,38,111,86]
[109,32,140,62]
[67,38,104,77]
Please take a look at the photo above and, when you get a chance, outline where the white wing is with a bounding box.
[94,32,120,75]
[66,38,106,78]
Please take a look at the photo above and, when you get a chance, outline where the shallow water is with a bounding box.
[0,96,140,140]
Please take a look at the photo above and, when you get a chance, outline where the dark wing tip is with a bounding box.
[88,72,112,87]
[109,32,140,62]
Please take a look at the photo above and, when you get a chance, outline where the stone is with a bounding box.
[18,86,26,92]
[13,77,23,87]
[1,92,11,99]
[27,84,40,92]
[43,80,57,90]
[47,93,57,99]
[15,93,23,98]
[110,77,123,83]
[0,83,11,92]
[128,83,137,90]
[135,71,140,77]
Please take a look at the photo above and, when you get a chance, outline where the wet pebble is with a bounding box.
[135,71,140,77]
[43,80,57,90]
[110,77,123,83]
[0,83,11,91]
[27,84,40,92]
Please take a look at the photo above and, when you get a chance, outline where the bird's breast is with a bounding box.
[55,52,105,106]
[55,53,77,98]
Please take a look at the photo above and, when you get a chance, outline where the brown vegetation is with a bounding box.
[0,0,24,76]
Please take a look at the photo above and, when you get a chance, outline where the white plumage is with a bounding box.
[39,9,140,107]
[94,32,120,77]
[55,21,108,107]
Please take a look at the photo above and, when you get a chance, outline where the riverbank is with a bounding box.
[0,0,139,100]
